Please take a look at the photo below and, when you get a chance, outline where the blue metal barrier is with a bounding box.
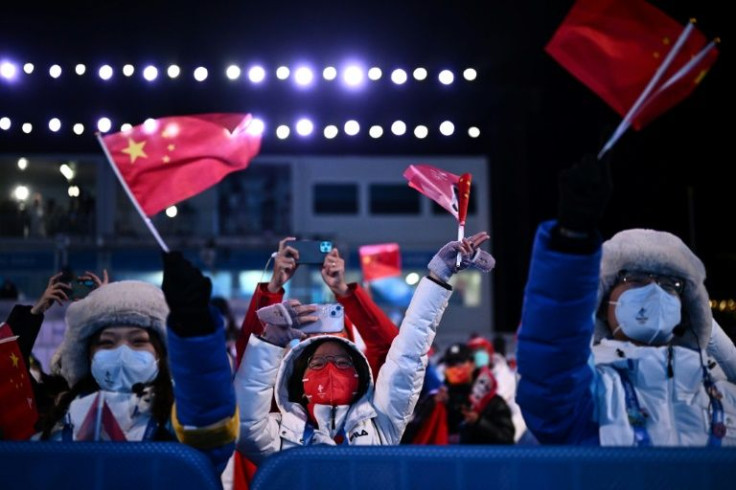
[251,445,736,490]
[0,441,222,490]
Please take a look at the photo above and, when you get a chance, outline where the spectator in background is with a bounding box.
[26,192,46,238]
[436,341,515,445]
[467,333,536,444]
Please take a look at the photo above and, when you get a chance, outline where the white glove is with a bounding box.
[428,240,495,282]
[257,302,306,347]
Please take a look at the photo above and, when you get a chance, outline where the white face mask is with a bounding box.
[91,345,159,392]
[610,282,682,345]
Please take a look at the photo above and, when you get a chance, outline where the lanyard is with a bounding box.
[613,361,652,447]
[702,367,725,447]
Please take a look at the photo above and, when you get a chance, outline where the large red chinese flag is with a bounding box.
[100,113,262,216]
[403,164,462,220]
[359,243,402,282]
[546,0,716,129]
[632,40,719,129]
[0,323,38,440]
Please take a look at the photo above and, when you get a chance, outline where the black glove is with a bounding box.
[557,152,612,233]
[161,251,216,337]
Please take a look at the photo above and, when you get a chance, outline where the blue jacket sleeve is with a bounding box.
[516,220,601,445]
[167,306,237,474]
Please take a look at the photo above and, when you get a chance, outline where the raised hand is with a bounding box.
[557,152,612,234]
[30,272,71,315]
[161,251,215,336]
[257,299,318,347]
[321,248,349,297]
[78,269,109,288]
[428,231,495,283]
[268,237,300,293]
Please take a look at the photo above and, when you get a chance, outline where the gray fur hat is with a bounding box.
[594,228,712,349]
[51,280,169,387]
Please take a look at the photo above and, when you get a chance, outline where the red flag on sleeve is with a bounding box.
[100,113,262,216]
[403,164,465,220]
[359,243,401,282]
[545,0,717,130]
[0,323,38,440]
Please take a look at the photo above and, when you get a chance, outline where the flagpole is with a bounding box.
[456,223,465,268]
[95,132,170,253]
[598,20,696,160]
[648,39,718,93]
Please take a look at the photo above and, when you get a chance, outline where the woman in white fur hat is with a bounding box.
[516,153,736,447]
[35,252,238,474]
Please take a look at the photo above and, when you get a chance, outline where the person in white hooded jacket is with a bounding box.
[516,152,736,447]
[234,232,495,464]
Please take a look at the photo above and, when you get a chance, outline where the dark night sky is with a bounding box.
[1,0,733,330]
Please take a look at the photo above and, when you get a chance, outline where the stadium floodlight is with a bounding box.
[438,69,454,85]
[390,68,408,85]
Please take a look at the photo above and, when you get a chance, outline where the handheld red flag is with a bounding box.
[546,0,718,130]
[403,164,470,220]
[0,323,38,440]
[359,243,402,282]
[99,113,262,217]
[456,173,472,226]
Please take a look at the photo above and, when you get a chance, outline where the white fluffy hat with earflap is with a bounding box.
[51,280,169,387]
[594,228,712,349]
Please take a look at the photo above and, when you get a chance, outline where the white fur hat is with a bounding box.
[51,280,169,387]
[594,228,712,349]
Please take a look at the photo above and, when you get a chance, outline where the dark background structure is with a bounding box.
[1,0,732,333]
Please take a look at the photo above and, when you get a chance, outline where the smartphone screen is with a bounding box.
[70,279,96,300]
[285,240,333,264]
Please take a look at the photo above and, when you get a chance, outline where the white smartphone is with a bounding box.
[299,303,345,334]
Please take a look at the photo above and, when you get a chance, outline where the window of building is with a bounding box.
[369,184,421,215]
[313,184,359,215]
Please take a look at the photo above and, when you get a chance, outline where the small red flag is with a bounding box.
[0,323,38,440]
[546,0,717,130]
[403,164,472,220]
[100,113,262,216]
[359,243,401,282]
[456,173,472,225]
[410,400,449,445]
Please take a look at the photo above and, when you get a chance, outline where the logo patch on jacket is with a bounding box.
[349,429,369,442]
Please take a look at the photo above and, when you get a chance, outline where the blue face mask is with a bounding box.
[91,345,159,392]
[473,350,490,368]
[610,282,682,345]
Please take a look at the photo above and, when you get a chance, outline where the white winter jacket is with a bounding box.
[593,339,736,446]
[234,277,452,464]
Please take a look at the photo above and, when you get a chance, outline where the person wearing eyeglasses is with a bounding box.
[233,233,495,462]
[516,152,736,447]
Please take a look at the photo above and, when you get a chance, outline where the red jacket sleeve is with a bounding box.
[336,283,398,379]
[234,283,284,369]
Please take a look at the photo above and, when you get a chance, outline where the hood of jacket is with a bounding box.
[273,335,374,415]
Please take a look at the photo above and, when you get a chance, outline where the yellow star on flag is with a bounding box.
[122,138,148,163]
[9,351,19,368]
